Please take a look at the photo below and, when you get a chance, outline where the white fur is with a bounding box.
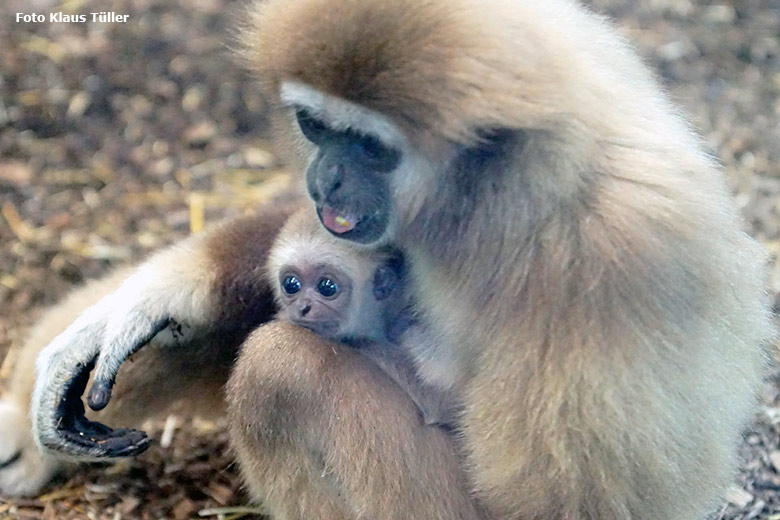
[31,237,216,460]
[280,81,408,149]
[0,400,63,496]
[31,299,111,460]
[281,81,443,237]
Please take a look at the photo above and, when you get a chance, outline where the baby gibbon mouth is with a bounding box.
[320,205,360,234]
[290,317,340,337]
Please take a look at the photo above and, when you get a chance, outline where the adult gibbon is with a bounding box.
[2,1,772,519]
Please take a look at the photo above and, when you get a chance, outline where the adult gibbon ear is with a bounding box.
[453,128,526,174]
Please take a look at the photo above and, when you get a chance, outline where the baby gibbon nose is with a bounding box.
[298,300,312,317]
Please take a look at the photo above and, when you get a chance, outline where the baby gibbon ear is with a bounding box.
[372,266,397,301]
[373,252,405,301]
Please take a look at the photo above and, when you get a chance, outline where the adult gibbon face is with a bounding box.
[295,107,402,245]
[284,82,515,248]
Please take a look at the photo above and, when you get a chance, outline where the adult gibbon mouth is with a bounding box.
[317,205,387,244]
[320,205,360,234]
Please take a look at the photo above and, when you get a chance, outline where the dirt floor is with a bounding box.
[0,0,779,518]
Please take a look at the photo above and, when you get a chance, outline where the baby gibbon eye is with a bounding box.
[282,275,302,295]
[296,109,327,143]
[317,278,339,298]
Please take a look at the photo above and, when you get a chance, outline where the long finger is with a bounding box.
[49,358,150,458]
[87,309,170,411]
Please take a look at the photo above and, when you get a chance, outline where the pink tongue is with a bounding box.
[321,206,359,234]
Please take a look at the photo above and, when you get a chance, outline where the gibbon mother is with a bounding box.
[0,0,771,519]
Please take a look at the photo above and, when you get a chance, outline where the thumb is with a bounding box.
[87,311,170,411]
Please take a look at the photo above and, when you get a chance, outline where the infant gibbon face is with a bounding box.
[276,261,353,338]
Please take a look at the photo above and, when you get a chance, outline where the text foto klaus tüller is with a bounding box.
[16,12,129,23]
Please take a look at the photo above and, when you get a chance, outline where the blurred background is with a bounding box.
[0,0,778,518]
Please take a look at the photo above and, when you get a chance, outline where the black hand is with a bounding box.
[52,358,150,458]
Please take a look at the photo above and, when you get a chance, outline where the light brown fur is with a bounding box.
[7,265,233,436]
[12,1,773,518]
[227,321,480,520]
[1,196,300,495]
[267,207,454,425]
[240,1,774,518]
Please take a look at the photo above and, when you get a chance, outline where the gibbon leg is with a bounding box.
[226,321,482,520]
